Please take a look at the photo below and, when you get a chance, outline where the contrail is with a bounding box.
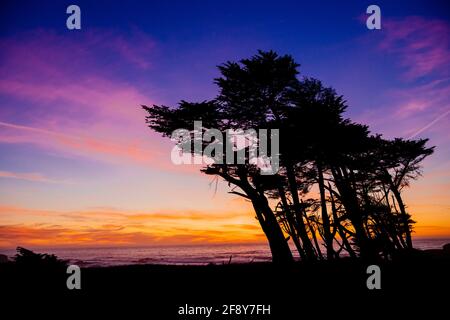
[0,120,65,137]
[408,108,450,139]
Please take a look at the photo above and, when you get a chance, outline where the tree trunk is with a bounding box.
[219,169,294,264]
[391,185,413,249]
[328,183,356,258]
[331,166,376,261]
[317,162,335,259]
[285,163,317,261]
[278,186,307,260]
[384,170,413,249]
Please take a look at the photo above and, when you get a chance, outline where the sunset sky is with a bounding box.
[0,0,449,248]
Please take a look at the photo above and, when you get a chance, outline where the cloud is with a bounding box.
[0,170,67,184]
[0,120,159,165]
[107,27,156,70]
[0,28,182,169]
[356,16,450,139]
[0,223,264,248]
[0,204,263,247]
[408,108,450,138]
[389,79,450,117]
[380,16,450,80]
[0,77,150,122]
[0,205,251,223]
[0,224,157,247]
[0,29,212,176]
[384,78,450,138]
[0,28,156,74]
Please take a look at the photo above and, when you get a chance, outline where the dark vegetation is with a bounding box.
[0,247,68,291]
[1,246,449,317]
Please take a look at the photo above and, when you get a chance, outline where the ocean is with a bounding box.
[1,238,449,267]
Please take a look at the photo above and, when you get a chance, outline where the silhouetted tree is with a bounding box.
[143,50,434,263]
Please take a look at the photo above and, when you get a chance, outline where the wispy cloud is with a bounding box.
[0,28,156,73]
[381,16,450,80]
[0,223,266,248]
[0,204,263,247]
[0,29,176,168]
[408,108,450,139]
[0,120,159,164]
[0,170,68,184]
[0,205,251,224]
[359,16,450,138]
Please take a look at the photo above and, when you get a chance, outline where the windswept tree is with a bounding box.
[143,50,434,263]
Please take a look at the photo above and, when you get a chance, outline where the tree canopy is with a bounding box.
[143,50,434,263]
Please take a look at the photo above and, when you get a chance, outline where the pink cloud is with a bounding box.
[0,28,156,74]
[0,119,205,176]
[0,29,181,169]
[0,78,150,123]
[355,77,450,139]
[0,120,164,165]
[389,79,450,117]
[0,29,156,122]
[0,170,66,184]
[409,109,450,139]
[357,16,450,139]
[380,16,450,80]
[107,27,155,70]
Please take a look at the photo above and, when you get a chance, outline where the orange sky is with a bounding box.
[1,175,449,249]
[0,200,267,248]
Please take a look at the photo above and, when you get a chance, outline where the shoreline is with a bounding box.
[2,238,450,267]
